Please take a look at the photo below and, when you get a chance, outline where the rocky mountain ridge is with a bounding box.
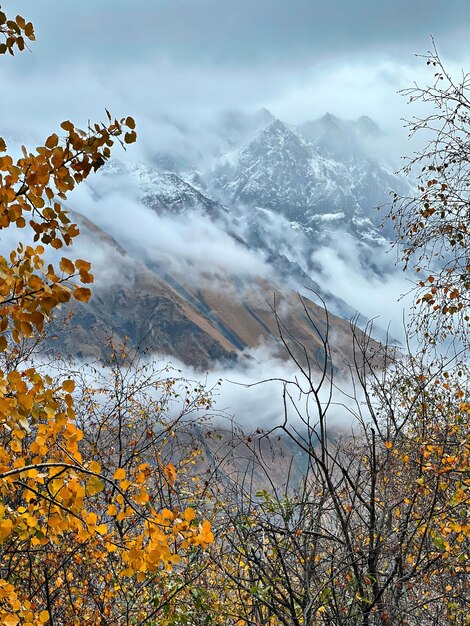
[55,109,405,368]
[208,114,405,245]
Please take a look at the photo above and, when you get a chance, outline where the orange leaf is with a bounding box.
[59,257,75,274]
[183,507,196,522]
[60,120,74,132]
[62,379,75,393]
[74,287,91,302]
[164,462,177,486]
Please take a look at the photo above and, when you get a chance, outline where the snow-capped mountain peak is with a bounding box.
[92,159,224,217]
[208,111,406,245]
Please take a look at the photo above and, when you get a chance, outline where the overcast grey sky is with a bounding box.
[10,1,470,67]
[2,1,470,147]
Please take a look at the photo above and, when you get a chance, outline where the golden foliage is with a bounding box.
[0,7,213,624]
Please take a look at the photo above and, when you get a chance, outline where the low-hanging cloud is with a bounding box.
[69,177,271,286]
[223,202,412,342]
[310,237,413,342]
[33,342,371,434]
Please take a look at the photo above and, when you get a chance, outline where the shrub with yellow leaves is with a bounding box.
[0,7,213,625]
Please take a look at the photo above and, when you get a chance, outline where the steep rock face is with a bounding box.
[208,116,407,243]
[94,160,225,217]
[71,271,238,368]
[210,119,345,221]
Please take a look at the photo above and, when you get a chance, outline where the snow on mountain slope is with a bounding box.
[52,109,410,366]
[208,116,408,245]
[91,159,225,217]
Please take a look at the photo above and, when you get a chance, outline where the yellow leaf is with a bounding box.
[121,567,135,578]
[45,133,59,149]
[0,518,13,539]
[79,269,93,283]
[114,467,126,480]
[164,462,177,486]
[133,488,149,505]
[89,460,101,473]
[75,258,91,271]
[87,476,104,495]
[183,507,196,522]
[86,512,98,526]
[126,116,136,129]
[50,238,63,249]
[62,379,75,393]
[124,130,137,144]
